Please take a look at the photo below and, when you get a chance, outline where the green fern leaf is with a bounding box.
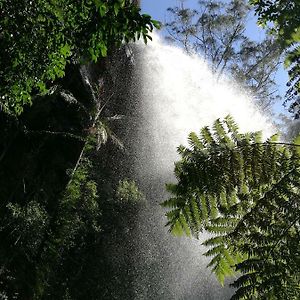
[213,118,231,145]
[208,195,218,219]
[188,132,204,150]
[163,116,300,297]
[202,235,226,247]
[200,194,209,224]
[292,134,300,157]
[161,197,184,208]
[200,126,215,145]
[170,219,184,236]
[179,213,191,237]
[224,114,240,142]
[190,196,202,230]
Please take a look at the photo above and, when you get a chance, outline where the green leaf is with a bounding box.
[163,116,300,296]
[114,3,119,15]
[292,134,300,156]
[100,44,107,57]
[60,44,71,56]
[151,19,161,29]
[99,3,107,17]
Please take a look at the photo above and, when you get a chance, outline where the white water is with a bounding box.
[137,34,274,178]
[130,33,274,299]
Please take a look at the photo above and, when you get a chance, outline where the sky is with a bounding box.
[141,0,289,116]
[142,0,175,24]
[142,0,267,42]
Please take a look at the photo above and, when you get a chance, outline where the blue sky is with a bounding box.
[142,0,175,23]
[142,0,267,42]
[141,0,289,116]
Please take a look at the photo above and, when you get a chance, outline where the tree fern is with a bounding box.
[162,116,300,299]
[188,131,204,150]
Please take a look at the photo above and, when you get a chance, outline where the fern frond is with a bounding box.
[204,244,225,257]
[161,197,185,208]
[251,131,263,143]
[200,194,209,224]
[228,190,238,207]
[213,118,232,145]
[267,133,279,143]
[202,235,226,247]
[188,132,204,150]
[292,134,300,157]
[190,196,202,231]
[165,208,180,221]
[208,195,218,219]
[212,255,235,285]
[230,284,255,300]
[165,183,178,194]
[177,145,194,161]
[163,116,300,298]
[179,213,191,237]
[224,115,240,141]
[200,126,215,145]
[219,189,228,208]
[206,224,234,234]
[170,219,185,236]
[210,216,238,227]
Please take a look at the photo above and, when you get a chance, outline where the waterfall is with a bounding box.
[126,33,274,299]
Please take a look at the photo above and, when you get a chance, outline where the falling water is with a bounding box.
[136,35,274,178]
[125,33,275,299]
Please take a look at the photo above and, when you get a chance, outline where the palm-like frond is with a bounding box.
[162,115,300,299]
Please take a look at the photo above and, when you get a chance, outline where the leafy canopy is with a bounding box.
[162,116,300,299]
[0,0,159,114]
[166,0,282,110]
[250,0,300,117]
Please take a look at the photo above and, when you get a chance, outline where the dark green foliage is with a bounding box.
[162,116,300,299]
[0,1,154,298]
[38,151,101,299]
[0,99,86,298]
[0,33,150,297]
[250,0,300,117]
[40,147,146,300]
[0,90,101,298]
[116,179,146,204]
[166,0,282,110]
[0,0,159,114]
[0,103,146,299]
